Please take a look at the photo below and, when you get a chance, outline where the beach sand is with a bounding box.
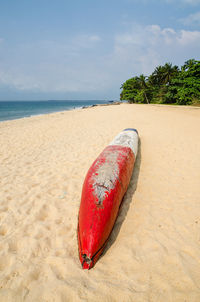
[0,103,200,302]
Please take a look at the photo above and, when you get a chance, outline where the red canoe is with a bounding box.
[78,128,139,269]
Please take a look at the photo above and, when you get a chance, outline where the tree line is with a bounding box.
[120,59,200,105]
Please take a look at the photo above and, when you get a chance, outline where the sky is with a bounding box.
[0,0,200,100]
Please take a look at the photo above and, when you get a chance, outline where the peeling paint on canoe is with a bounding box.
[92,150,120,207]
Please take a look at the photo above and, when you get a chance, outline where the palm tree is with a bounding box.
[147,63,179,103]
[182,59,196,71]
[149,63,179,86]
[161,63,179,85]
[149,65,164,87]
[137,74,150,104]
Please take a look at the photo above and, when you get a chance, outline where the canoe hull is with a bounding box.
[78,129,138,269]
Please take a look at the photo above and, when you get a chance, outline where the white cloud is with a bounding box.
[111,24,200,77]
[180,11,200,25]
[89,35,101,42]
[71,34,101,49]
[0,26,200,98]
[177,29,200,44]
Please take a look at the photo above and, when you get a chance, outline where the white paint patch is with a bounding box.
[92,150,120,205]
[109,130,138,157]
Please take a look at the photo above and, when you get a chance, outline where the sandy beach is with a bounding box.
[0,103,200,301]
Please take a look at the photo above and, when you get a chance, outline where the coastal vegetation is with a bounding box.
[120,59,200,105]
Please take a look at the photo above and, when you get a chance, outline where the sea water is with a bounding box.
[0,100,110,122]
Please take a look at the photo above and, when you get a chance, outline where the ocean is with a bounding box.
[0,100,111,122]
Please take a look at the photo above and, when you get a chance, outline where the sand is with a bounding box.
[0,103,200,302]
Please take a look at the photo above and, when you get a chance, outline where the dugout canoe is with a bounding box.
[77,128,139,269]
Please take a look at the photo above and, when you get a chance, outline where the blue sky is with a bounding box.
[0,0,200,100]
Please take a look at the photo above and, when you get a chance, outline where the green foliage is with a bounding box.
[120,59,200,105]
[120,74,152,104]
[165,59,200,105]
[120,77,140,102]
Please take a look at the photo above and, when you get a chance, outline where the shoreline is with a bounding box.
[0,103,200,301]
[0,101,120,122]
[0,101,122,124]
[1,100,200,125]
